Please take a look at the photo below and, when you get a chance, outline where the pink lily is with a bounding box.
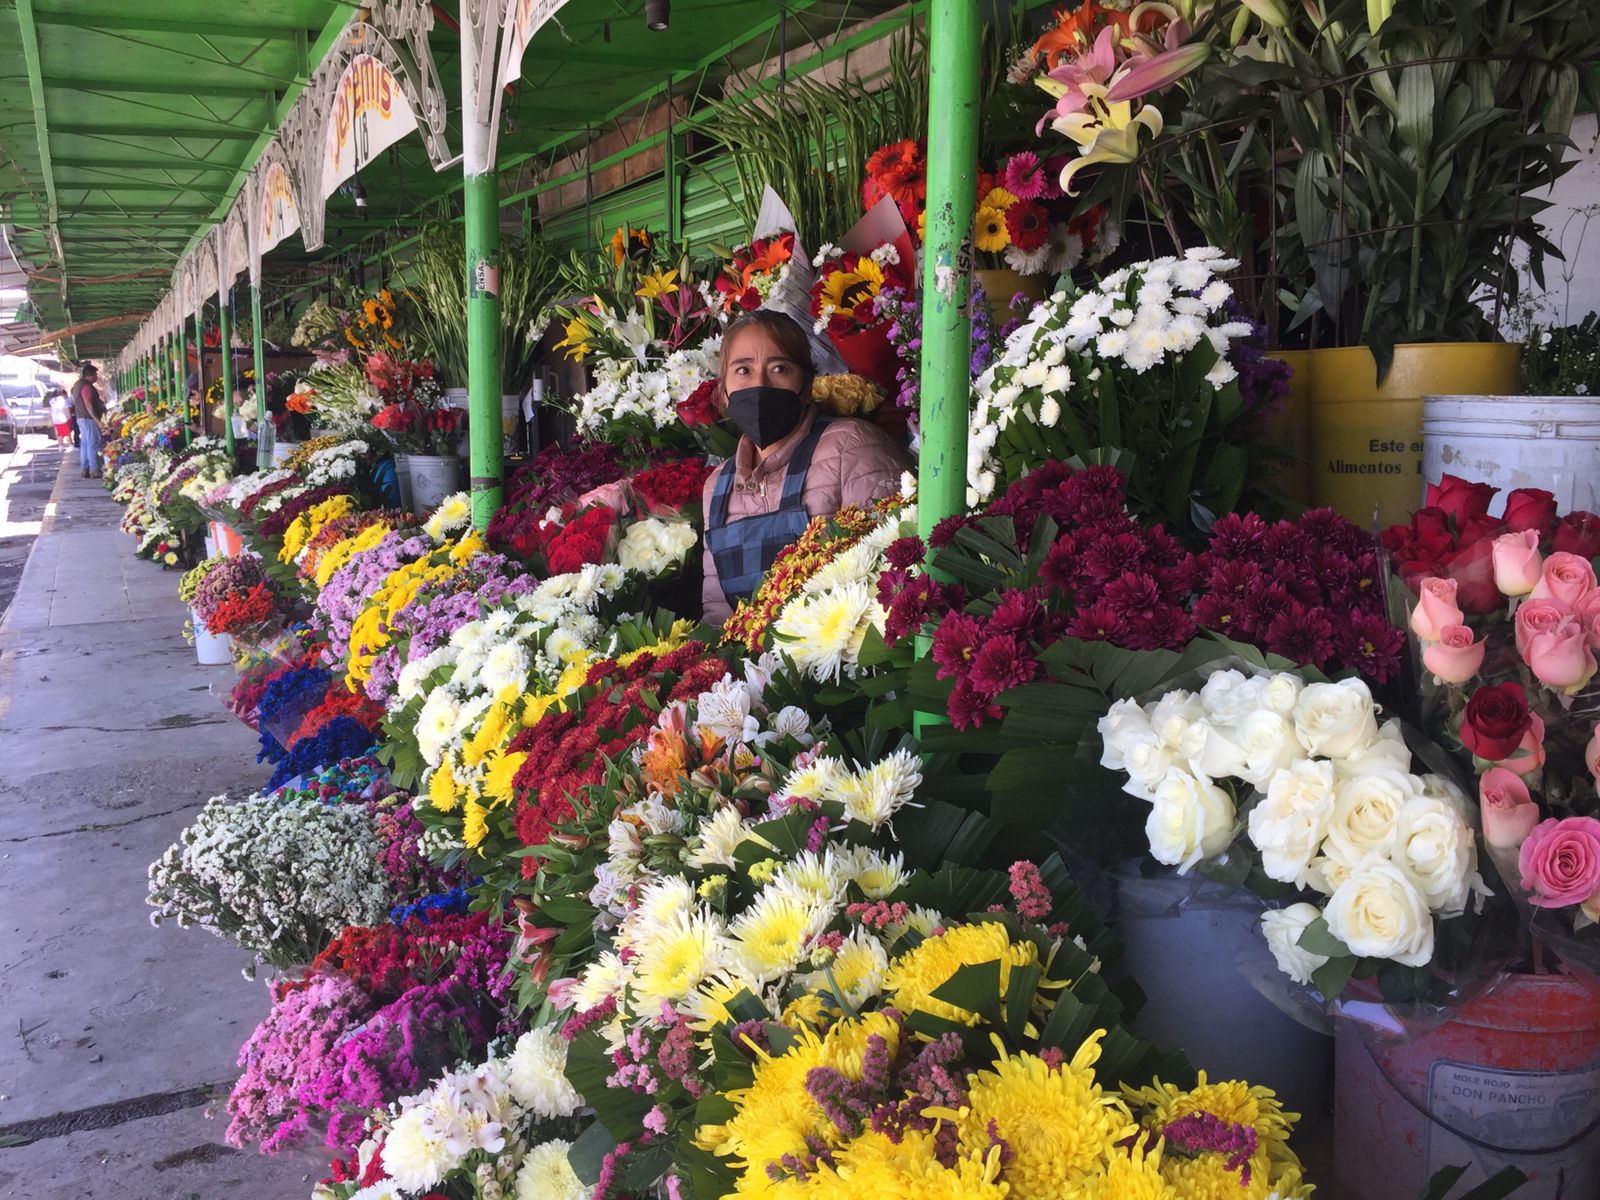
[1104,40,1210,104]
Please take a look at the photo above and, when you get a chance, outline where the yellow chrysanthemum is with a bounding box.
[521,691,560,729]
[936,1034,1137,1195]
[882,921,1039,1027]
[464,701,514,768]
[697,1012,901,1174]
[427,762,461,812]
[798,1129,1009,1200]
[462,798,489,849]
[683,972,754,1032]
[1077,1139,1176,1199]
[1124,1074,1311,1200]
[553,658,595,699]
[779,992,830,1032]
[483,748,528,807]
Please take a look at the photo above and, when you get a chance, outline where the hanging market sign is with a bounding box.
[322,53,417,198]
[500,0,571,91]
[259,160,300,254]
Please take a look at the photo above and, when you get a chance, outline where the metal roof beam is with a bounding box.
[51,156,238,173]
[57,182,211,194]
[53,123,265,142]
[29,11,313,40]
[65,206,216,216]
[516,44,709,72]
[45,76,279,101]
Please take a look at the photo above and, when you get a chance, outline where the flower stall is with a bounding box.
[26,2,1600,1200]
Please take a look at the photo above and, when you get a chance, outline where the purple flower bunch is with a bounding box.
[225,914,512,1156]
[192,554,274,623]
[313,530,431,659]
[374,797,464,898]
[361,550,537,705]
[881,281,1004,412]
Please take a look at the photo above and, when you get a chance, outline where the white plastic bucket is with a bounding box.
[1423,395,1600,513]
[271,439,299,466]
[404,454,465,515]
[1114,868,1333,1122]
[203,532,217,558]
[192,607,233,666]
[394,454,414,514]
[1335,974,1600,1200]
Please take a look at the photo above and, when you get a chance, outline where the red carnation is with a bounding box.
[1459,683,1533,761]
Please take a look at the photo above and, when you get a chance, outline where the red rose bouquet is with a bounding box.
[1387,475,1600,971]
[628,456,715,522]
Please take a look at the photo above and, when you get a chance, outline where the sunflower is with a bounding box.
[974,204,1010,253]
[816,255,887,319]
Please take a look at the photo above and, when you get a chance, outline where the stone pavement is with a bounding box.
[0,455,311,1199]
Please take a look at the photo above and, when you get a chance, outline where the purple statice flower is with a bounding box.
[1160,1110,1260,1184]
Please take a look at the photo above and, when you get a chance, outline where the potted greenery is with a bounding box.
[407,221,561,433]
[1261,0,1600,525]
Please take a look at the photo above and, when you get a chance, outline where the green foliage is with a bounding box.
[1520,312,1600,396]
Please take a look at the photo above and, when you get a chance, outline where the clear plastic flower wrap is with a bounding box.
[1092,651,1521,1027]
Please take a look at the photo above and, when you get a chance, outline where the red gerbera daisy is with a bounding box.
[1005,201,1050,252]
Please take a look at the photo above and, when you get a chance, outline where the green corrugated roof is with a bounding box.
[1,0,915,361]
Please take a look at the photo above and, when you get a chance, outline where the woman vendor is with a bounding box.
[701,310,911,623]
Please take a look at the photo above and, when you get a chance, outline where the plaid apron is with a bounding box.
[704,416,832,606]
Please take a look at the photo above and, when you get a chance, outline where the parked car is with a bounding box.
[0,381,52,434]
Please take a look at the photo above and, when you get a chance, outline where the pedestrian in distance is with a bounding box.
[70,362,106,479]
[47,387,73,449]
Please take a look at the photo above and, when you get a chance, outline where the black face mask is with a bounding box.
[726,386,805,449]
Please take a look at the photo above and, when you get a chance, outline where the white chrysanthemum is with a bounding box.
[479,640,530,698]
[772,580,880,682]
[773,850,848,907]
[507,1027,584,1118]
[569,950,629,1013]
[423,494,472,541]
[516,1139,591,1200]
[379,1107,450,1192]
[631,909,731,1008]
[825,748,923,830]
[685,804,751,869]
[416,689,463,765]
[777,756,845,806]
[840,846,909,899]
[625,875,697,940]
[726,884,832,984]
[803,928,889,1008]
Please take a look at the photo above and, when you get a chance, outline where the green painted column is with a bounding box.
[915,0,979,549]
[251,284,268,449]
[464,170,504,528]
[219,289,235,455]
[178,322,193,446]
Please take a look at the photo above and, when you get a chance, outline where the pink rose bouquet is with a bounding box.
[1386,478,1600,969]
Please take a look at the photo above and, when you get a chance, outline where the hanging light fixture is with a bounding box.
[645,0,669,31]
[351,177,368,210]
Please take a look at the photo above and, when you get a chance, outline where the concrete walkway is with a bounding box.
[0,455,309,1199]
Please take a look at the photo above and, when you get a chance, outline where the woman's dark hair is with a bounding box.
[719,310,816,390]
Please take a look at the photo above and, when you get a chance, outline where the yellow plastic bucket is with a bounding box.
[1261,350,1311,505]
[1307,343,1521,529]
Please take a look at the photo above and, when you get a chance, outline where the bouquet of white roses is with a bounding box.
[1099,666,1493,1000]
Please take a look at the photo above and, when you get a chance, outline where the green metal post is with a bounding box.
[911,0,979,732]
[251,284,268,446]
[464,171,504,528]
[219,289,235,455]
[916,0,979,549]
[178,321,193,445]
